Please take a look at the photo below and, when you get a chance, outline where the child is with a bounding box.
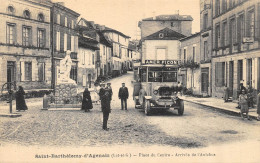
[239,89,251,120]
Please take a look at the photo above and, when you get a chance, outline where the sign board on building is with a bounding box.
[243,37,254,44]
[144,60,179,65]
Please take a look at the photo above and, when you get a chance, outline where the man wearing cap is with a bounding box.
[99,83,106,111]
[106,83,113,103]
[118,83,129,110]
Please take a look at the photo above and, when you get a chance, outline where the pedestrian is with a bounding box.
[246,82,254,108]
[101,88,111,131]
[15,86,28,111]
[99,83,106,111]
[239,89,251,120]
[257,92,260,121]
[223,85,229,102]
[177,82,183,95]
[106,83,113,103]
[118,83,129,110]
[81,88,93,112]
[237,82,246,109]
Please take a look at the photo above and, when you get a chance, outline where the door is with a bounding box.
[201,68,209,93]
[88,74,91,88]
[229,61,234,97]
[7,61,15,83]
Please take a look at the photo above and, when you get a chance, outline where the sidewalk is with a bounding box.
[182,96,258,119]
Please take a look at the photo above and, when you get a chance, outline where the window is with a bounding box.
[230,18,236,45]
[203,13,208,29]
[71,20,74,29]
[23,10,30,19]
[247,9,255,38]
[57,14,60,24]
[237,14,245,43]
[156,48,166,60]
[56,31,60,51]
[215,24,220,48]
[22,26,32,46]
[38,13,44,22]
[204,41,208,60]
[6,23,16,44]
[222,0,227,12]
[37,28,45,48]
[64,33,67,51]
[247,59,252,86]
[183,49,186,63]
[215,0,220,16]
[222,21,228,46]
[7,6,15,15]
[65,17,67,27]
[70,65,77,82]
[215,62,225,87]
[192,46,196,62]
[21,62,32,81]
[67,34,71,50]
[38,62,45,82]
[103,46,106,55]
[92,54,95,65]
[71,36,74,52]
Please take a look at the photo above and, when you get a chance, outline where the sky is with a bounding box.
[58,0,200,40]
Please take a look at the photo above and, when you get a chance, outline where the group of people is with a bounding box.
[81,82,129,131]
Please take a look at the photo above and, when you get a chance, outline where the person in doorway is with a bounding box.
[99,83,106,111]
[101,88,111,131]
[223,85,229,102]
[239,89,251,120]
[237,82,246,109]
[81,88,93,112]
[118,83,129,110]
[15,86,28,111]
[257,92,260,121]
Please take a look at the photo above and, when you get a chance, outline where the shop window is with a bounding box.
[215,62,225,87]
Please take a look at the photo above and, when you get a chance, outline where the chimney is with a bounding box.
[152,11,156,20]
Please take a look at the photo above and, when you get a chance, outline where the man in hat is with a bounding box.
[106,83,113,104]
[118,83,129,110]
[99,82,106,111]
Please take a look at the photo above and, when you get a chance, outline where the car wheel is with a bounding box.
[178,100,184,115]
[144,100,151,116]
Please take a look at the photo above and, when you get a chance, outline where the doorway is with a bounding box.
[7,61,15,83]
[229,61,234,97]
[201,68,209,94]
[88,74,91,88]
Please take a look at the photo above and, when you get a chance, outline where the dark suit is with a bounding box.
[101,89,111,130]
[118,87,129,110]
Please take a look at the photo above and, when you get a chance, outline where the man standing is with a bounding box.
[101,88,111,131]
[99,83,106,111]
[118,83,129,110]
[106,83,113,104]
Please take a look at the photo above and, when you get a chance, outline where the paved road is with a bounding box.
[0,72,260,162]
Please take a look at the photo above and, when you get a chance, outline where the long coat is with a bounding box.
[15,89,28,111]
[82,90,93,111]
[101,90,111,113]
[257,93,260,114]
[118,87,129,99]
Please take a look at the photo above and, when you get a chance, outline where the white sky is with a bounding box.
[60,0,200,40]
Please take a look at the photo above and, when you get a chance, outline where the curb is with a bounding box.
[183,99,258,120]
[0,113,22,118]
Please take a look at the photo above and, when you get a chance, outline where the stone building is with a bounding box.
[52,2,80,86]
[0,0,52,90]
[138,14,193,39]
[180,33,201,95]
[212,0,260,100]
[200,0,213,96]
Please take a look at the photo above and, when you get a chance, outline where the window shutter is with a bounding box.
[32,61,36,81]
[71,36,74,52]
[20,61,25,81]
[64,33,67,52]
[29,28,32,46]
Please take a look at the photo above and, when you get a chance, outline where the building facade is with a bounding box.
[0,0,52,90]
[52,2,80,86]
[180,33,201,95]
[212,0,260,100]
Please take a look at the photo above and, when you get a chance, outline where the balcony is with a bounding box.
[53,51,78,60]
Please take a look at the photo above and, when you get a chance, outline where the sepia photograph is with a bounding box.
[0,0,260,162]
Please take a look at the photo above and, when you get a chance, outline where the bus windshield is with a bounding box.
[147,67,177,82]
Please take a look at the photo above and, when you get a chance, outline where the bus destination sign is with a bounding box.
[144,60,179,65]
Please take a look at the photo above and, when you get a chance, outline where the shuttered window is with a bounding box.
[6,23,16,44]
[22,26,32,46]
[37,28,45,48]
[215,62,225,87]
[38,62,45,82]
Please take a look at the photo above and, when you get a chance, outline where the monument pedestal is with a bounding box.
[54,83,79,104]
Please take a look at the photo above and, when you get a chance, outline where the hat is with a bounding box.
[100,82,105,86]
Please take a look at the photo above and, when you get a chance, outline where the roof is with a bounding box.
[53,2,80,17]
[97,31,112,47]
[143,28,186,41]
[180,32,201,42]
[101,27,131,39]
[78,36,100,50]
[142,14,193,21]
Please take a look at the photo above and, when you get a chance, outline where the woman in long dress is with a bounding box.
[81,88,93,112]
[16,86,28,111]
